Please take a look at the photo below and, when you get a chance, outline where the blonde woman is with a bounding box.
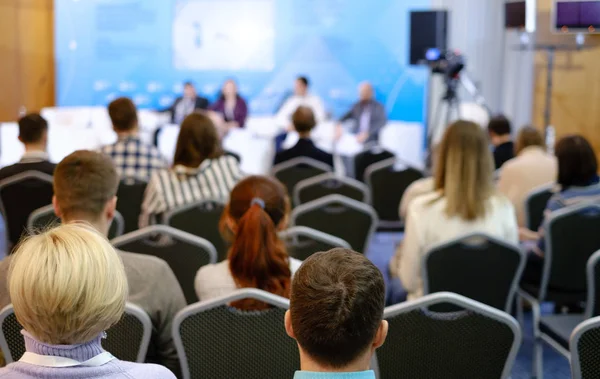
[0,224,175,379]
[394,120,518,300]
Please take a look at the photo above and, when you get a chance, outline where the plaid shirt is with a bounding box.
[100,135,167,181]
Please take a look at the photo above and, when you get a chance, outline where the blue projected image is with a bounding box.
[55,0,431,121]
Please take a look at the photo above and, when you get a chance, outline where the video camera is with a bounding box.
[424,48,466,79]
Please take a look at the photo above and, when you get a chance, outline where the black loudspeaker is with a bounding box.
[409,10,449,65]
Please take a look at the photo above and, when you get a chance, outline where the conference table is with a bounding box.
[0,107,425,175]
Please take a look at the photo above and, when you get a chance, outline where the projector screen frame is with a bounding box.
[551,0,600,34]
[505,0,537,33]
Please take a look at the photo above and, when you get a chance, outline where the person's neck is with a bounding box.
[116,130,138,139]
[24,144,46,153]
[62,216,109,237]
[494,135,512,146]
[299,350,371,373]
[298,132,311,139]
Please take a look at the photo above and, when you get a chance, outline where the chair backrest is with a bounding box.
[164,199,228,262]
[293,173,370,206]
[353,147,394,182]
[290,195,378,253]
[27,204,125,240]
[279,226,352,261]
[540,204,600,301]
[272,157,333,204]
[378,292,521,379]
[423,234,525,312]
[116,178,148,234]
[585,250,600,318]
[0,303,152,363]
[0,171,54,248]
[111,225,217,304]
[173,289,300,379]
[524,184,554,231]
[365,158,424,227]
[570,316,600,379]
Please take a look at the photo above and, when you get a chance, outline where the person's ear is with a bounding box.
[52,196,62,218]
[372,320,388,350]
[17,136,23,144]
[105,196,117,221]
[284,310,296,340]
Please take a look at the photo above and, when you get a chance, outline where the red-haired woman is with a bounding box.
[194,175,301,310]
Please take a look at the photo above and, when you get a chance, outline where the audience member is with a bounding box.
[285,249,387,379]
[166,81,209,124]
[521,135,600,286]
[337,82,387,144]
[0,113,55,180]
[487,115,514,169]
[393,120,518,300]
[497,126,557,227]
[209,78,248,129]
[0,151,186,374]
[140,113,243,227]
[195,175,301,309]
[101,97,167,181]
[0,224,176,378]
[274,106,334,167]
[398,176,434,222]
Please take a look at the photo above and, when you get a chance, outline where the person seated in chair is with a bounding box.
[0,113,55,180]
[274,106,333,167]
[487,115,514,170]
[165,81,210,124]
[336,82,387,144]
[285,248,388,378]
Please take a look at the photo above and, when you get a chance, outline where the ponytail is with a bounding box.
[228,203,291,310]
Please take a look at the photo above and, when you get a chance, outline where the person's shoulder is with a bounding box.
[289,258,303,274]
[115,360,177,379]
[197,260,230,279]
[120,250,170,273]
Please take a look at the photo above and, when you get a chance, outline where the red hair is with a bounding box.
[221,176,292,310]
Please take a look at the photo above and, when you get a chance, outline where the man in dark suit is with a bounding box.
[487,115,514,169]
[0,113,55,180]
[337,82,387,144]
[167,81,209,124]
[274,106,334,167]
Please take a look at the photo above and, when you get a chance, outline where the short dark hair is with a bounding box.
[487,115,511,136]
[292,106,316,134]
[18,113,48,144]
[108,97,137,132]
[290,248,385,368]
[296,76,309,88]
[555,135,598,189]
[184,81,194,87]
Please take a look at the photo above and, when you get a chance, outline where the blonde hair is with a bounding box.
[515,126,545,155]
[8,223,128,345]
[433,120,495,220]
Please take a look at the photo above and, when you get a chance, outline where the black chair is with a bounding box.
[173,289,299,379]
[571,316,600,379]
[353,146,394,182]
[111,225,217,304]
[272,157,332,204]
[290,195,378,253]
[27,204,125,240]
[423,233,525,312]
[518,204,600,379]
[117,177,148,234]
[279,226,352,261]
[164,199,228,262]
[293,173,370,206]
[0,171,53,250]
[377,292,521,379]
[524,184,554,231]
[0,303,152,363]
[365,157,424,229]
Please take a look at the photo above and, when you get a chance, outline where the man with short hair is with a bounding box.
[285,249,388,378]
[487,115,514,169]
[101,97,166,181]
[274,106,333,166]
[0,113,55,180]
[338,82,388,144]
[0,150,186,375]
[167,81,210,124]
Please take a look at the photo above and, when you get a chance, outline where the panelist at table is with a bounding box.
[337,81,387,144]
[209,78,248,129]
[165,81,209,124]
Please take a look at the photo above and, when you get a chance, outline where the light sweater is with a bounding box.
[0,331,175,379]
[396,192,519,300]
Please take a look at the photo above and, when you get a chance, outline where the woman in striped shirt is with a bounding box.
[139,113,243,227]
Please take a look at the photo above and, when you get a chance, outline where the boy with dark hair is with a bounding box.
[487,115,514,169]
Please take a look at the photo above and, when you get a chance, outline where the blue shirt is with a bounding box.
[293,371,376,379]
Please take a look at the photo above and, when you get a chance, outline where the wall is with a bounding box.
[0,0,55,121]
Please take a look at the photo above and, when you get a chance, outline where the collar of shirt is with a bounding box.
[293,371,376,379]
[173,159,211,175]
[518,145,546,157]
[20,151,49,163]
[117,134,141,143]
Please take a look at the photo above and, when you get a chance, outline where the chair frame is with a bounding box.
[271,157,333,177]
[422,233,526,313]
[172,288,290,379]
[0,302,152,364]
[381,292,522,379]
[293,173,371,206]
[163,198,226,226]
[290,194,379,254]
[110,225,218,264]
[519,203,600,377]
[570,316,600,379]
[279,226,352,249]
[27,204,126,238]
[523,183,555,232]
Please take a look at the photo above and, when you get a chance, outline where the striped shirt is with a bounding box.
[139,155,243,228]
